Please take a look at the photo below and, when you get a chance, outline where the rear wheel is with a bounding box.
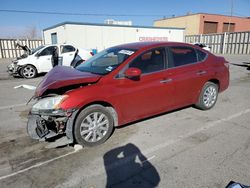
[74,105,114,147]
[21,65,37,79]
[195,82,218,110]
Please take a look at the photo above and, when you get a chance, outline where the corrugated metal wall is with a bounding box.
[185,31,250,54]
[0,39,44,58]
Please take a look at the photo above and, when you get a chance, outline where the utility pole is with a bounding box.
[223,0,234,54]
[227,0,233,33]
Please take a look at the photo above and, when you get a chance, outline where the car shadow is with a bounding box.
[230,62,250,71]
[103,143,160,188]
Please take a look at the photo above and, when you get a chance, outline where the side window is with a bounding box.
[61,45,75,53]
[39,46,57,56]
[168,46,197,68]
[129,48,165,74]
[196,49,207,62]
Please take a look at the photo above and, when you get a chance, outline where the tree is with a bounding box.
[22,26,41,39]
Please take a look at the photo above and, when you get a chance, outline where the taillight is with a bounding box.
[90,52,94,56]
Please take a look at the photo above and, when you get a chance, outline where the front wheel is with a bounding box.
[21,65,37,79]
[74,105,114,147]
[195,82,218,110]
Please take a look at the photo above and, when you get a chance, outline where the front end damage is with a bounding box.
[27,107,79,144]
[26,66,102,144]
[7,61,22,77]
[8,42,30,77]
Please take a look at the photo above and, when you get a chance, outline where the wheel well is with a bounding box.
[22,64,38,72]
[208,79,220,90]
[79,101,118,127]
[25,64,37,68]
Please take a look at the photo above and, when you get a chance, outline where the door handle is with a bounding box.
[160,78,172,84]
[196,70,207,75]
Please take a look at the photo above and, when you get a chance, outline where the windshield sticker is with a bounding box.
[106,66,113,72]
[118,50,134,56]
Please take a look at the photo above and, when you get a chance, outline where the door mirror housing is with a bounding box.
[124,67,141,80]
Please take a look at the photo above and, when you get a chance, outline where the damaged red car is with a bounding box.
[27,42,229,147]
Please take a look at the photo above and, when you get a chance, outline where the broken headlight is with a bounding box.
[31,95,68,113]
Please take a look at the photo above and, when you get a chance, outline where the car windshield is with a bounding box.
[32,45,45,54]
[76,47,137,75]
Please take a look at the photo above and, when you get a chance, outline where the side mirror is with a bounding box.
[124,67,141,80]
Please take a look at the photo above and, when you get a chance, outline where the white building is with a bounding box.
[43,22,184,51]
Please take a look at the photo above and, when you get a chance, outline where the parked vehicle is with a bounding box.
[27,42,229,147]
[7,43,93,78]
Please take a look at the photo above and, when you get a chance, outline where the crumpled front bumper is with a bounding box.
[27,109,79,144]
[7,62,22,76]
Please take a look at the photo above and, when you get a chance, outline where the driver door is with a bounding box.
[116,48,175,122]
[37,46,56,72]
[60,45,76,66]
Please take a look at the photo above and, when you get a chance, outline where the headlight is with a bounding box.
[32,95,68,111]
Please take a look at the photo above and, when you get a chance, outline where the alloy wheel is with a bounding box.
[22,65,36,78]
[80,112,109,143]
[203,85,217,108]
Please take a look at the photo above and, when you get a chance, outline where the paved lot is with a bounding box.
[0,55,249,188]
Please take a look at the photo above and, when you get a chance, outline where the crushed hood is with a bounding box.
[34,66,102,97]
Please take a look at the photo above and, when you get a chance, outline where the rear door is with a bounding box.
[166,46,207,106]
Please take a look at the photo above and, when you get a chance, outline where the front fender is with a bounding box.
[17,55,36,67]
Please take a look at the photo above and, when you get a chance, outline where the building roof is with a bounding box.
[43,21,185,31]
[155,12,250,22]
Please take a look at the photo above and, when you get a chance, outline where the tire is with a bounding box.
[195,82,218,110]
[21,65,37,79]
[74,105,114,147]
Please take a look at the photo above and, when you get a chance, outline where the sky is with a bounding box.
[0,0,250,38]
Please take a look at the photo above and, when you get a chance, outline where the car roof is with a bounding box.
[114,41,194,50]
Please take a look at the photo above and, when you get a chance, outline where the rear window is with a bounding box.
[168,46,197,68]
[196,49,207,62]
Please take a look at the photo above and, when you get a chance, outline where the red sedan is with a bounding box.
[27,42,229,147]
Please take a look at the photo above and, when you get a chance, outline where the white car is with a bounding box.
[7,44,93,78]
